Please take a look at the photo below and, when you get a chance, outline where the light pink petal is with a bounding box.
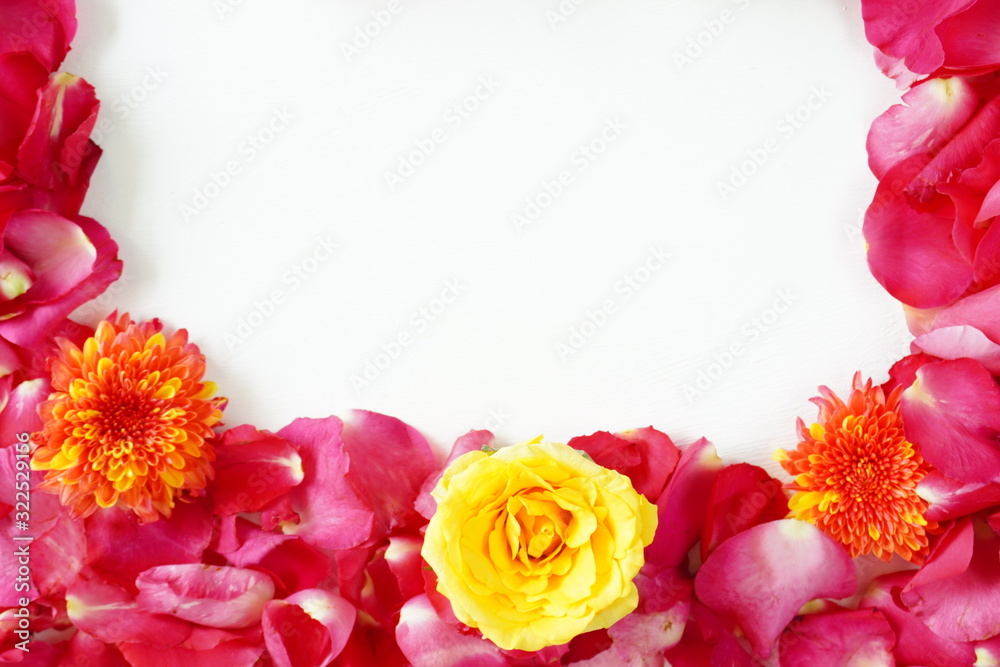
[938,0,1000,72]
[396,594,508,667]
[0,377,48,457]
[860,0,974,75]
[646,438,723,569]
[285,589,355,660]
[31,509,86,599]
[84,503,213,588]
[778,609,895,666]
[864,160,973,308]
[0,215,121,348]
[873,46,925,89]
[415,429,493,520]
[901,517,1000,642]
[66,569,192,647]
[861,571,976,667]
[0,0,76,70]
[17,73,99,190]
[663,602,756,666]
[341,410,437,536]
[603,593,689,661]
[694,519,857,659]
[274,416,373,549]
[867,77,979,179]
[700,463,788,561]
[3,210,95,302]
[918,283,1000,342]
[912,325,1000,374]
[901,358,1000,484]
[211,425,304,515]
[919,470,1000,521]
[568,426,680,503]
[136,564,275,629]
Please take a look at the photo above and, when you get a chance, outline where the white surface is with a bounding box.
[63,0,910,473]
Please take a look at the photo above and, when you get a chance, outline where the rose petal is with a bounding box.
[900,517,1000,642]
[861,570,977,666]
[694,519,857,658]
[0,53,48,178]
[860,0,974,76]
[341,410,437,536]
[58,630,130,667]
[864,159,973,309]
[216,518,331,597]
[395,594,508,667]
[919,470,1000,521]
[118,630,263,667]
[415,429,493,520]
[646,438,723,569]
[867,77,979,179]
[66,569,192,647]
[912,325,1000,374]
[0,0,76,70]
[262,590,356,667]
[84,503,213,588]
[568,427,680,503]
[211,425,304,515]
[938,1,1000,72]
[273,416,373,550]
[136,564,275,629]
[700,463,788,561]
[901,358,1000,484]
[778,609,895,666]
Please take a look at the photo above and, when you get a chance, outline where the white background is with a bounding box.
[63,0,910,473]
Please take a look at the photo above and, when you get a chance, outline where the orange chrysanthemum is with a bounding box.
[774,373,937,563]
[32,313,226,523]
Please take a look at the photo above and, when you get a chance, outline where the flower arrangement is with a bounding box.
[2,1,1000,665]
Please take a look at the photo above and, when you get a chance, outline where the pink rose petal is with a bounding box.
[861,0,974,76]
[700,463,788,562]
[646,438,723,569]
[415,429,493,520]
[118,630,263,667]
[912,325,1000,374]
[136,564,275,629]
[274,416,373,550]
[0,0,76,70]
[568,426,680,503]
[901,517,1000,642]
[861,570,977,667]
[396,594,508,667]
[341,410,437,536]
[694,519,857,658]
[901,358,1000,484]
[262,590,356,667]
[919,470,1000,521]
[938,0,1000,72]
[59,630,130,667]
[778,609,895,666]
[66,569,192,647]
[211,425,304,515]
[867,77,979,179]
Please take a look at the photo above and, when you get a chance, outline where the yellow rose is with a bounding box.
[421,438,658,651]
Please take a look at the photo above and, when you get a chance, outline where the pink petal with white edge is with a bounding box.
[66,569,191,647]
[918,470,1000,521]
[646,438,723,569]
[901,358,1000,484]
[285,589,356,659]
[0,377,49,448]
[863,159,973,308]
[977,633,1000,665]
[275,416,374,550]
[867,77,978,179]
[912,325,1000,374]
[598,593,689,663]
[861,570,976,667]
[3,210,95,302]
[916,283,1000,342]
[860,0,973,75]
[396,594,508,667]
[211,425,304,515]
[778,609,895,667]
[694,519,857,659]
[136,564,275,629]
[341,410,437,536]
[415,429,493,520]
[901,517,1000,642]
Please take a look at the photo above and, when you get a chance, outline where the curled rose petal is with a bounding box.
[262,590,356,667]
[136,564,276,629]
[694,519,857,658]
[777,609,895,666]
[901,358,1000,484]
[568,427,680,503]
[395,594,508,667]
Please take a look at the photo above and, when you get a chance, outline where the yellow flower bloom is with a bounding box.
[421,438,657,651]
